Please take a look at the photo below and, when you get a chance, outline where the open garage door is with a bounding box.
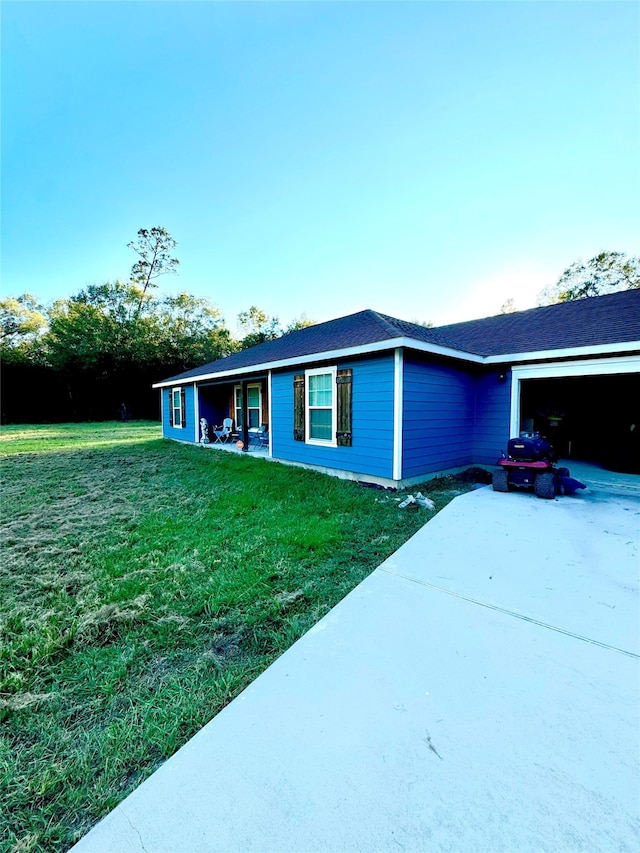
[511,358,640,474]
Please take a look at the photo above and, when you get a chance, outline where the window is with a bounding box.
[307,368,336,444]
[171,388,185,428]
[294,368,352,446]
[234,384,262,430]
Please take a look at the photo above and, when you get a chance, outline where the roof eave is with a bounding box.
[152,337,640,388]
[483,340,640,365]
[152,337,484,388]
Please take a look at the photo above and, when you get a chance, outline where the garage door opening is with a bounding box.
[519,373,640,473]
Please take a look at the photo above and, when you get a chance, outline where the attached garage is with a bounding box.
[510,356,640,473]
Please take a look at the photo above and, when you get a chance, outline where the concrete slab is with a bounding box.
[70,483,640,853]
[382,486,639,655]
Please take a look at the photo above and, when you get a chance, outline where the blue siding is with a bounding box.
[401,356,512,478]
[402,356,476,478]
[271,355,395,479]
[162,385,196,442]
[159,352,512,481]
[473,369,512,464]
[198,396,225,430]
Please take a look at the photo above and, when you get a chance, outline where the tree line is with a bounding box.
[2,231,637,425]
[1,228,311,424]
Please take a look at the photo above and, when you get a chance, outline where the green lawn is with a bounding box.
[0,422,483,853]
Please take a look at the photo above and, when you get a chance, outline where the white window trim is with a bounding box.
[234,383,262,430]
[305,366,337,447]
[171,387,184,429]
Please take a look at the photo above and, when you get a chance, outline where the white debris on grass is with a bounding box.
[397,492,436,510]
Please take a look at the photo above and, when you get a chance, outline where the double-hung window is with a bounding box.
[293,367,352,446]
[306,367,337,446]
[171,388,185,428]
[234,384,262,430]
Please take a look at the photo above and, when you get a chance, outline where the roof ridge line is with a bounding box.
[368,309,407,339]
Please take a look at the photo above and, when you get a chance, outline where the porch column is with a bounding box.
[193,382,199,443]
[241,380,249,451]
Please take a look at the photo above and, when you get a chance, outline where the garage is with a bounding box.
[510,357,640,473]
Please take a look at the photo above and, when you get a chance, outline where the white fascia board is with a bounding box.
[151,337,484,389]
[152,337,640,389]
[485,340,640,365]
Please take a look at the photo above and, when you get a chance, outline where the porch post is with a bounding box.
[193,382,199,443]
[241,380,249,451]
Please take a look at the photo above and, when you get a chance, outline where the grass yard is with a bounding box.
[0,422,485,853]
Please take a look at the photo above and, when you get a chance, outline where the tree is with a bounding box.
[499,298,517,314]
[237,306,282,349]
[285,314,315,333]
[0,294,47,348]
[538,251,640,305]
[55,281,156,369]
[128,227,179,314]
[157,292,235,370]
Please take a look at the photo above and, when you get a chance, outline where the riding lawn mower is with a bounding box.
[492,432,586,499]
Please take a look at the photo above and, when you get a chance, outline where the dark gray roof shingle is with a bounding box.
[159,289,640,384]
[411,289,640,356]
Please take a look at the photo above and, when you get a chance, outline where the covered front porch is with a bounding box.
[196,373,270,454]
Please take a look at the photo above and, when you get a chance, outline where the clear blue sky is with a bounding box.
[2,1,638,331]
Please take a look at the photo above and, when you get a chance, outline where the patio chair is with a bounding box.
[249,424,269,450]
[213,417,234,443]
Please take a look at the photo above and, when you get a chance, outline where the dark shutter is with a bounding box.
[293,375,305,441]
[336,369,352,446]
[180,388,186,429]
[169,390,174,427]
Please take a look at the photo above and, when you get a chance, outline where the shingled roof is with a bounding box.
[157,289,640,385]
[411,288,640,356]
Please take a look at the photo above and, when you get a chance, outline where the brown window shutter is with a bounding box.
[293,374,305,441]
[336,369,352,446]
[180,388,186,428]
[169,390,174,427]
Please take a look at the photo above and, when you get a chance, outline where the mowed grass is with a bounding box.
[0,422,481,853]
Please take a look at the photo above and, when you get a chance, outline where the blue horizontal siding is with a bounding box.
[158,352,512,480]
[162,385,196,442]
[401,356,512,478]
[473,370,511,464]
[271,354,395,479]
[401,356,476,478]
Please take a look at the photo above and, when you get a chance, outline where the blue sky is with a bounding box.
[2,1,638,331]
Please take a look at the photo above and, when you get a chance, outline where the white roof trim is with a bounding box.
[484,340,640,364]
[152,337,483,387]
[153,336,640,388]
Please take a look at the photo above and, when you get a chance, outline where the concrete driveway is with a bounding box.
[71,471,640,853]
